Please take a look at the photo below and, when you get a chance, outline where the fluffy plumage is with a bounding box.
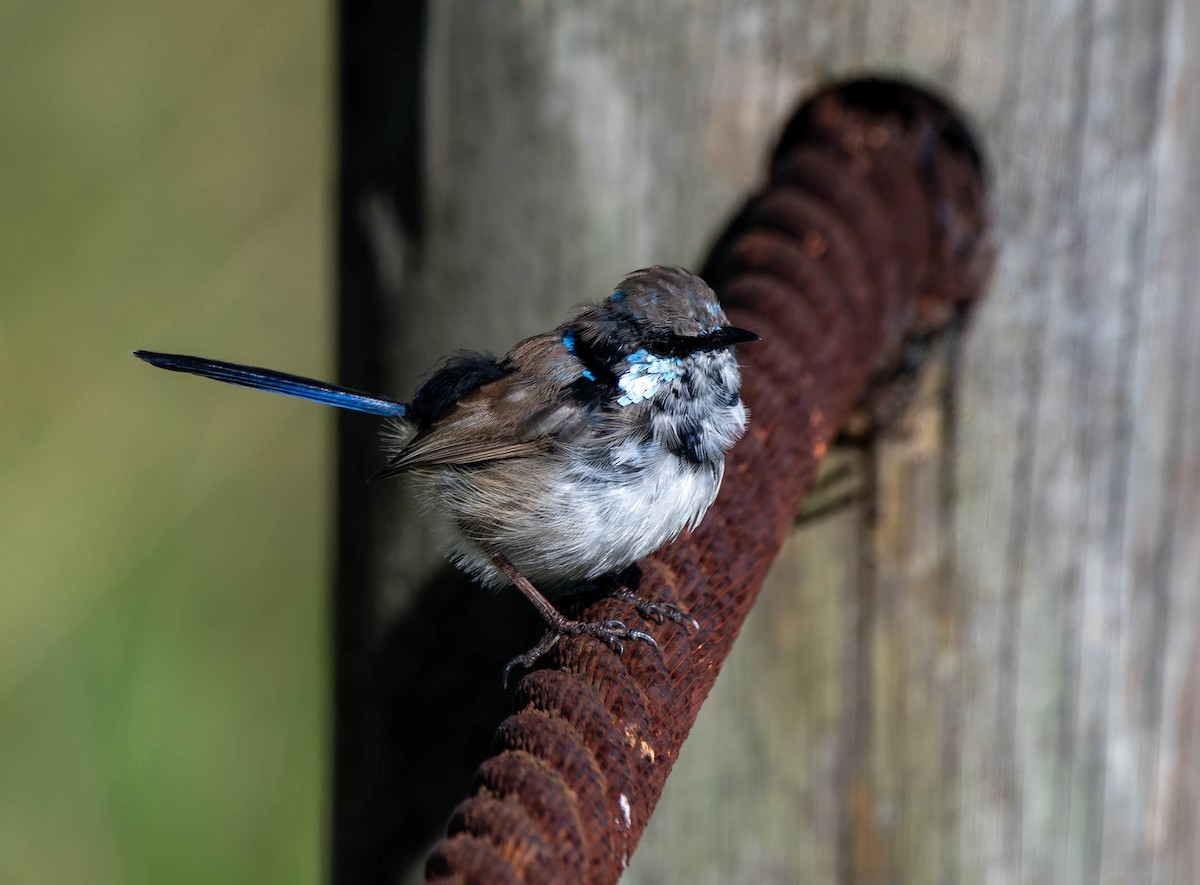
[137,265,754,608]
[377,266,753,593]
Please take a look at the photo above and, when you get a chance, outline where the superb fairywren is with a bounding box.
[136,266,757,679]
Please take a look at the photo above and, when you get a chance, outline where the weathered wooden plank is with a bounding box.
[341,1,1200,881]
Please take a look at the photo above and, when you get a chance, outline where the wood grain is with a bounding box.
[347,2,1200,881]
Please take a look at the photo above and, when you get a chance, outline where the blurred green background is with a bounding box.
[0,1,330,882]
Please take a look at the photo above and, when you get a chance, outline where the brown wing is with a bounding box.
[373,368,584,479]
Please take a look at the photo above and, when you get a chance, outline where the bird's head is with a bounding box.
[583,265,757,355]
[564,266,758,409]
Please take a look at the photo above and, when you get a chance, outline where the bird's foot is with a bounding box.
[502,631,561,688]
[615,588,700,632]
[502,617,661,688]
[578,565,700,633]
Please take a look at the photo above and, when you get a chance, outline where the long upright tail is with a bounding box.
[134,351,408,417]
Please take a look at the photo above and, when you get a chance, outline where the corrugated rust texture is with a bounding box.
[425,77,992,885]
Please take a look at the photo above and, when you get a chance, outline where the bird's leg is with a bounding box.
[491,553,661,686]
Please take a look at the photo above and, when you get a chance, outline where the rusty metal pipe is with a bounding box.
[424,78,992,884]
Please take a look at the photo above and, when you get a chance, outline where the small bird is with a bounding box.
[136,265,757,679]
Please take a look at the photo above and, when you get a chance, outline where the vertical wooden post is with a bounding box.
[334,1,428,881]
[336,2,1200,882]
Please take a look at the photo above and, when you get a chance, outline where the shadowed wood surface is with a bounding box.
[338,2,1200,882]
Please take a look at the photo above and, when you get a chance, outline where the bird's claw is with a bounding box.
[502,617,662,686]
[617,590,701,633]
[502,631,561,689]
[581,619,659,657]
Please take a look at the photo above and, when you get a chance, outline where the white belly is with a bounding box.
[414,444,724,595]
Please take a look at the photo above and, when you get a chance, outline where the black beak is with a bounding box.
[695,325,760,352]
[649,325,761,357]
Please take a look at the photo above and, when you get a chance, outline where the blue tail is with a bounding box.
[134,351,408,417]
